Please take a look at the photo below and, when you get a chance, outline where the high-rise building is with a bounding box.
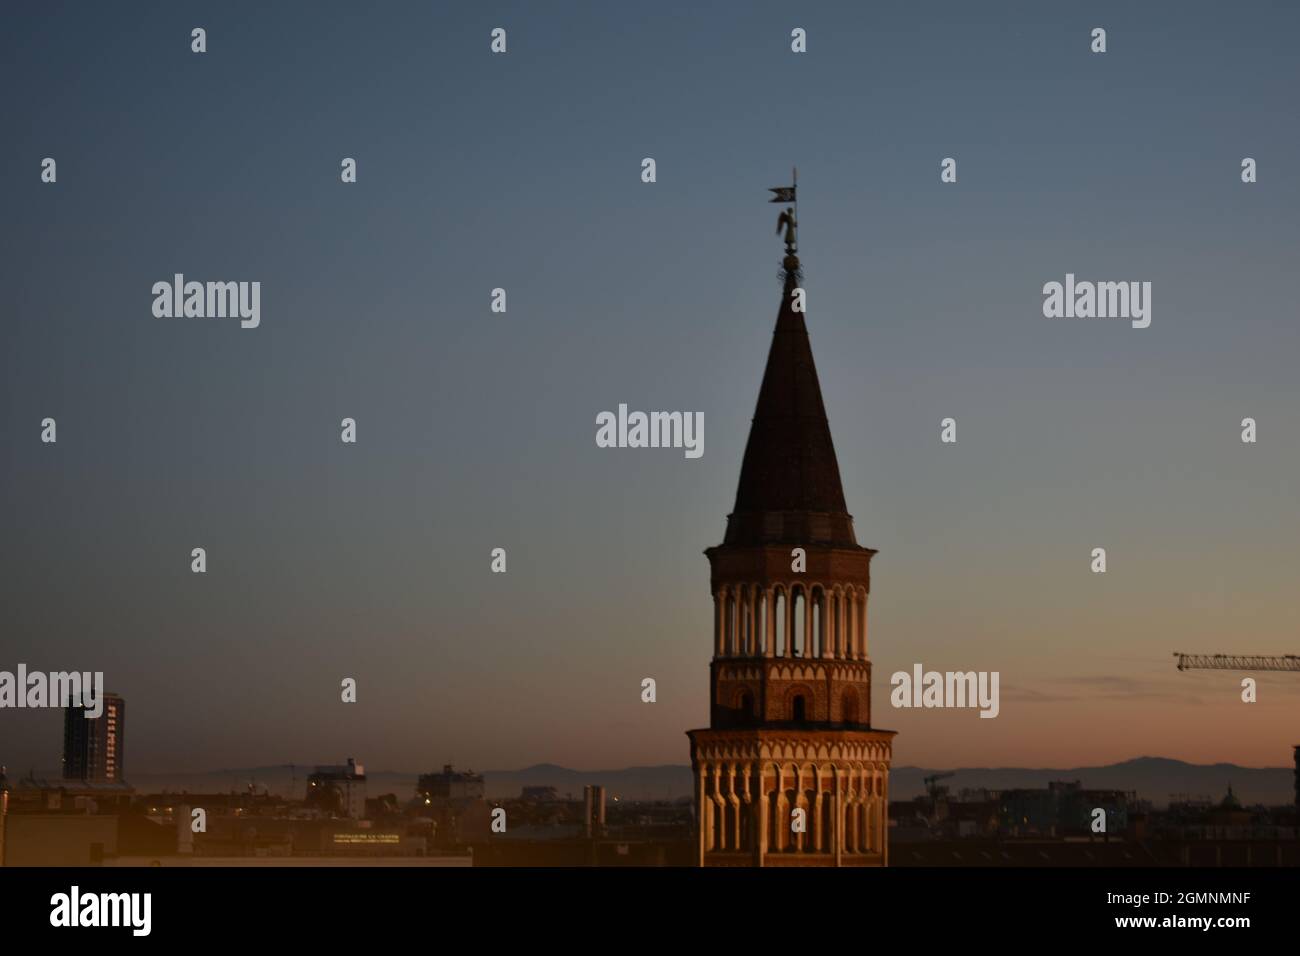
[62,692,126,783]
[687,192,895,866]
[417,764,485,803]
[306,758,367,819]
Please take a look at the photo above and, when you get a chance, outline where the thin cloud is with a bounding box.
[997,675,1209,707]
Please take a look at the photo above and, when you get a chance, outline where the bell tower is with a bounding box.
[687,178,895,866]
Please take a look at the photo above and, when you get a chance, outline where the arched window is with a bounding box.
[725,592,736,656]
[791,587,804,657]
[738,691,753,717]
[811,590,822,658]
[773,589,786,656]
[792,694,806,722]
[842,690,858,724]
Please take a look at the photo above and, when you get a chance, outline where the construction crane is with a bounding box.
[1173,653,1300,672]
[1174,652,1300,821]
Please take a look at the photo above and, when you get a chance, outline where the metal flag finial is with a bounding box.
[768,169,800,279]
[767,173,797,207]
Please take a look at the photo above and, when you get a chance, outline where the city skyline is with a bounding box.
[4,1,1300,778]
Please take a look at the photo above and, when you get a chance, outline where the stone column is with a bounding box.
[771,765,783,852]
[846,591,855,659]
[714,589,725,658]
[882,765,890,866]
[854,778,864,853]
[724,764,736,850]
[780,590,790,658]
[744,765,757,855]
[733,590,741,657]
[826,592,833,660]
[710,764,722,851]
[842,587,852,660]
[757,765,769,865]
[842,590,852,658]
[763,588,775,657]
[838,590,848,659]
[823,591,835,660]
[859,591,868,658]
[844,591,852,659]
[841,593,850,660]
[852,591,861,659]
[862,797,870,853]
[746,588,756,656]
[817,591,826,658]
[749,589,759,657]
[803,590,813,659]
[845,792,855,854]
[736,764,748,850]
[695,762,707,866]
[736,588,746,656]
[733,798,742,851]
[862,787,871,853]
[748,590,759,658]
[834,768,843,866]
[873,775,883,858]
[729,591,739,657]
[811,771,823,852]
[844,591,853,659]
[825,592,833,659]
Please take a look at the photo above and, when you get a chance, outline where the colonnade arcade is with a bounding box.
[714,582,867,660]
[692,739,892,866]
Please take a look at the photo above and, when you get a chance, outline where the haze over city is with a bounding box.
[3,1,1299,777]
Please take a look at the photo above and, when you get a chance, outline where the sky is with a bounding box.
[2,1,1298,777]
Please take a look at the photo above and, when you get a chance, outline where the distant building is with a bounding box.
[583,785,607,838]
[521,785,558,803]
[998,780,1132,837]
[0,767,9,865]
[1294,745,1299,817]
[417,764,485,803]
[471,794,696,866]
[415,765,488,849]
[1152,785,1295,843]
[63,692,126,783]
[306,758,366,819]
[1209,785,1252,827]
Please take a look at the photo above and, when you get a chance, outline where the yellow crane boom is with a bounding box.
[1173,653,1300,672]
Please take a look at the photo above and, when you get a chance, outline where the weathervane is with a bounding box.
[768,167,800,278]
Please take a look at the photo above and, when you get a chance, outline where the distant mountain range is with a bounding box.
[109,756,1294,807]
